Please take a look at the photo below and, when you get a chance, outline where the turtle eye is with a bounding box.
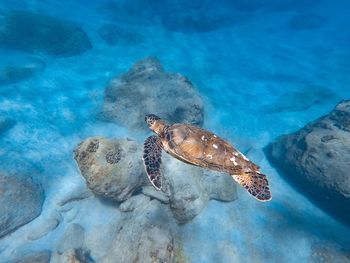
[145,114,160,126]
[145,115,153,125]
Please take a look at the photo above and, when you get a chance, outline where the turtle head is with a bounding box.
[145,114,166,136]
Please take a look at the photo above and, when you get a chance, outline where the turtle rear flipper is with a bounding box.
[231,172,271,202]
[143,135,163,190]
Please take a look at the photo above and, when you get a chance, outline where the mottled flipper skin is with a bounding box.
[143,135,162,190]
[144,114,272,202]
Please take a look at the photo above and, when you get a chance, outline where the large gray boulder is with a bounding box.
[56,223,85,254]
[74,137,147,202]
[102,57,204,131]
[101,195,183,263]
[0,173,45,238]
[165,156,237,223]
[74,136,237,223]
[266,100,350,224]
[163,155,210,223]
[0,11,92,57]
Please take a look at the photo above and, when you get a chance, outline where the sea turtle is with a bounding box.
[142,114,271,201]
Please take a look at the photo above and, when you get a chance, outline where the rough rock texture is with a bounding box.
[201,170,238,202]
[0,11,92,57]
[0,117,16,136]
[56,223,85,254]
[0,173,45,238]
[164,156,237,223]
[75,136,238,223]
[51,248,94,263]
[101,195,184,263]
[163,155,209,223]
[102,57,204,131]
[309,244,350,263]
[74,137,146,202]
[27,218,60,241]
[98,24,143,46]
[266,100,350,225]
[6,250,51,263]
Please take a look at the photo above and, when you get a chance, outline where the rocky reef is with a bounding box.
[0,11,92,57]
[0,172,45,238]
[70,53,237,261]
[102,57,204,131]
[74,137,146,202]
[69,135,237,262]
[266,100,350,225]
[74,136,237,224]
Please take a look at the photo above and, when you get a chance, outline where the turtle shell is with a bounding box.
[161,124,259,174]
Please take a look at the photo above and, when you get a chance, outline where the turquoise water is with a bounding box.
[0,0,350,262]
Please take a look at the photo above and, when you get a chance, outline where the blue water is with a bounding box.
[1,0,350,262]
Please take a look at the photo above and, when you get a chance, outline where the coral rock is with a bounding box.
[74,137,146,202]
[0,173,44,238]
[102,57,204,130]
[0,11,92,57]
[266,100,350,225]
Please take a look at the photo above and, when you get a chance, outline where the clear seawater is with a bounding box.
[0,0,350,262]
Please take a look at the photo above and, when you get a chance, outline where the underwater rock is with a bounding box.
[51,248,94,263]
[98,24,143,46]
[288,14,327,31]
[6,250,51,263]
[163,155,210,223]
[163,155,237,223]
[0,11,92,57]
[103,57,204,130]
[27,218,60,241]
[101,195,181,263]
[0,117,16,136]
[141,186,170,204]
[56,187,92,207]
[56,223,85,254]
[309,244,350,263]
[75,136,237,223]
[74,137,146,202]
[162,11,236,33]
[0,173,44,238]
[119,194,149,212]
[266,100,350,225]
[202,171,238,202]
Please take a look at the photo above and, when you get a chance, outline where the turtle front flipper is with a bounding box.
[143,135,163,190]
[231,172,271,201]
